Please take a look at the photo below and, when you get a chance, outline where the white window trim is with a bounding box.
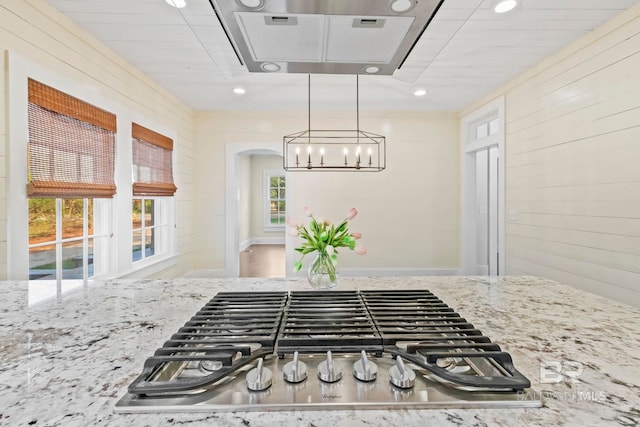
[263,169,286,231]
[7,51,178,281]
[122,116,178,276]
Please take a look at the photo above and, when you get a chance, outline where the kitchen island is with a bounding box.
[0,276,638,426]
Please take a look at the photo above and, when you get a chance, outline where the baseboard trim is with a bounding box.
[239,239,251,252]
[338,268,460,276]
[289,268,460,277]
[183,267,460,279]
[240,237,285,252]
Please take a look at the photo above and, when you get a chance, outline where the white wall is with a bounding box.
[193,110,460,275]
[0,0,195,279]
[462,3,640,306]
[0,51,6,278]
[238,155,251,248]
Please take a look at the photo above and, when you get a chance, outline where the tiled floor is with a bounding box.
[239,244,285,278]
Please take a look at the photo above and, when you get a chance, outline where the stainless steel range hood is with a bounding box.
[208,0,444,75]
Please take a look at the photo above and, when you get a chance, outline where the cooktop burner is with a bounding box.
[115,289,541,412]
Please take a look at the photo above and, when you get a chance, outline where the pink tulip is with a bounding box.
[351,232,362,240]
[303,206,313,217]
[286,217,301,228]
[287,227,299,237]
[354,245,367,255]
[346,207,358,220]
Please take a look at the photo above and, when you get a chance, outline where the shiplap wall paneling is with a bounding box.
[504,5,640,305]
[0,0,196,278]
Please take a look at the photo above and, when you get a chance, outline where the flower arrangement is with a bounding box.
[287,207,366,287]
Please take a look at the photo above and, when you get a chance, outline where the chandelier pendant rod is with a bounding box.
[307,74,312,168]
[308,73,311,132]
[356,74,361,168]
[357,74,360,132]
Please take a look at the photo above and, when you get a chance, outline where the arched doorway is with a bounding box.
[225,143,286,277]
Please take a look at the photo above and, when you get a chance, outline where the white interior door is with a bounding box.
[474,146,499,275]
[461,96,505,276]
[475,149,489,275]
[487,146,499,275]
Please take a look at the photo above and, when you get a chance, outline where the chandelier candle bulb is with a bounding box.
[320,147,325,166]
[307,146,312,169]
[367,148,372,167]
[344,147,348,166]
[295,147,300,166]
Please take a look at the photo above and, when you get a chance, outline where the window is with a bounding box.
[131,123,176,264]
[132,198,171,262]
[28,198,110,282]
[27,79,116,287]
[474,117,500,141]
[264,172,286,228]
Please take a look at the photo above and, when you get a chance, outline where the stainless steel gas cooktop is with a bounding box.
[115,290,541,412]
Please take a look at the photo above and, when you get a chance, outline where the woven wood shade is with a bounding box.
[132,123,176,197]
[27,79,117,198]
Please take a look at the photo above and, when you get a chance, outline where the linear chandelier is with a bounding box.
[283,75,386,172]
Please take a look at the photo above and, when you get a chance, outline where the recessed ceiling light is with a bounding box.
[165,0,186,8]
[364,66,380,74]
[494,0,517,14]
[238,0,263,8]
[414,89,427,97]
[233,87,246,95]
[389,0,415,13]
[261,62,281,72]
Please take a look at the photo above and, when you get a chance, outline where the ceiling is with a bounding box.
[46,0,638,111]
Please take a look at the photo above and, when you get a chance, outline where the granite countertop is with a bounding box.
[0,276,638,426]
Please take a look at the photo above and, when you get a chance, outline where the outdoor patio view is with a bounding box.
[28,198,94,280]
[132,199,155,262]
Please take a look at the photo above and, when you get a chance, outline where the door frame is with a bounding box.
[225,143,285,277]
[460,96,506,275]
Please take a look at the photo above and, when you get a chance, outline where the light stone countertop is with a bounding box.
[0,276,638,427]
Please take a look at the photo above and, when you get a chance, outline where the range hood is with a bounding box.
[208,0,444,75]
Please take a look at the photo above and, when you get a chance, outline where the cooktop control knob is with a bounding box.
[246,358,272,391]
[318,351,342,383]
[389,356,416,389]
[353,350,378,382]
[283,351,308,383]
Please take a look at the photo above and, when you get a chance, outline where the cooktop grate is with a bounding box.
[361,290,531,390]
[127,291,288,396]
[276,290,382,355]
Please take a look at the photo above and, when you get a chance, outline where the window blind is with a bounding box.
[132,123,177,196]
[27,79,117,198]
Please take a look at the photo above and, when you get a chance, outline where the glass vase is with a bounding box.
[307,251,338,290]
